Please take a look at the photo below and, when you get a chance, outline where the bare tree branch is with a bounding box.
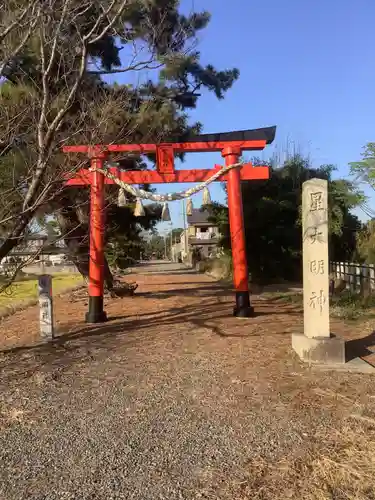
[88,60,163,75]
[86,0,129,45]
[0,2,41,78]
[0,1,38,43]
[20,0,134,213]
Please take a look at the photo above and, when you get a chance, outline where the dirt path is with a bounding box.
[1,262,375,499]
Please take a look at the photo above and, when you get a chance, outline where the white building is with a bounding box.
[179,209,221,264]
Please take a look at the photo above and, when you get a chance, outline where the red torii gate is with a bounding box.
[63,126,276,323]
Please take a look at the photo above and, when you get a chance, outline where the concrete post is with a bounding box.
[292,178,345,364]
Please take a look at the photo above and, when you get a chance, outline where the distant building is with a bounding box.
[179,209,221,263]
[170,240,182,262]
[0,233,68,268]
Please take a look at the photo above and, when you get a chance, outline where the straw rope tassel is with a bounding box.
[161,202,171,221]
[202,186,211,205]
[186,198,193,216]
[134,198,145,216]
[117,188,127,207]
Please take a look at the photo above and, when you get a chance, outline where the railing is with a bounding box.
[330,261,375,294]
[191,232,218,241]
[195,233,210,240]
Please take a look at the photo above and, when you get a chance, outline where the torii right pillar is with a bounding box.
[223,147,253,317]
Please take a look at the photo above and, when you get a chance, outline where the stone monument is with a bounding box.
[38,274,54,341]
[292,178,345,364]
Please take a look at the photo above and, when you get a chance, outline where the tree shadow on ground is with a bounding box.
[134,284,231,299]
[0,296,300,382]
[137,269,197,276]
[59,300,298,341]
[147,280,217,286]
[345,331,375,362]
[259,283,302,293]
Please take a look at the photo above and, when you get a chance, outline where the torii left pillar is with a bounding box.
[86,152,107,323]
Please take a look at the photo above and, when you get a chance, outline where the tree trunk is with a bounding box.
[0,212,34,262]
[66,241,114,291]
[56,209,115,291]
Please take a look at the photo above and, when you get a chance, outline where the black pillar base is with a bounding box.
[233,291,254,318]
[85,296,108,323]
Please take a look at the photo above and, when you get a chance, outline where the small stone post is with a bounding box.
[38,274,54,341]
[292,178,345,364]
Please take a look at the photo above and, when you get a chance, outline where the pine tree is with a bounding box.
[0,0,239,287]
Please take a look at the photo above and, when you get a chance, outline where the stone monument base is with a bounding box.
[292,333,345,365]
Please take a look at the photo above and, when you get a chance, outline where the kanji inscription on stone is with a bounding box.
[307,226,323,244]
[309,289,326,313]
[310,191,324,211]
[309,259,325,275]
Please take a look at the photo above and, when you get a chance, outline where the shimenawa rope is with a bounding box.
[90,161,243,202]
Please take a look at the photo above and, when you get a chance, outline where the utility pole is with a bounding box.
[170,222,173,261]
[182,199,188,261]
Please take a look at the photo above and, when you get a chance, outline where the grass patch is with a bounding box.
[239,421,375,500]
[261,289,375,322]
[0,271,40,283]
[330,291,375,321]
[0,273,84,310]
[261,291,303,304]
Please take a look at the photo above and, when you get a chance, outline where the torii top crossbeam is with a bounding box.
[63,126,276,185]
[63,126,276,323]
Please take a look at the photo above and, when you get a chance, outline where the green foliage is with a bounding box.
[105,202,161,268]
[207,154,363,283]
[144,233,166,259]
[139,227,183,260]
[106,234,143,269]
[205,201,229,243]
[330,291,375,321]
[356,220,375,264]
[350,142,375,187]
[349,142,375,265]
[0,273,82,311]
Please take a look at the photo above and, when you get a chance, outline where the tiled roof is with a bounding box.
[187,209,213,225]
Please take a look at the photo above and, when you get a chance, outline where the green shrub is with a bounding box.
[330,291,375,320]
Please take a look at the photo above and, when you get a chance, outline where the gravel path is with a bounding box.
[1,262,375,499]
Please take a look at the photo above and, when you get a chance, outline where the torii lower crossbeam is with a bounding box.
[63,126,276,323]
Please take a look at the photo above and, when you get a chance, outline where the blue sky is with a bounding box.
[111,0,375,233]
